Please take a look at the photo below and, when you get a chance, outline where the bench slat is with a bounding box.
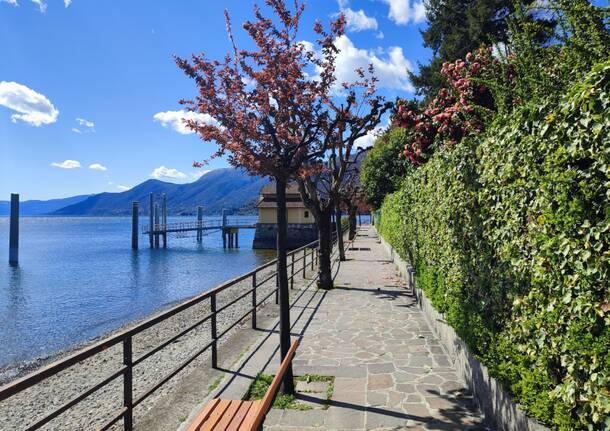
[237,400,263,431]
[200,399,232,431]
[226,401,257,431]
[214,399,244,430]
[186,398,221,431]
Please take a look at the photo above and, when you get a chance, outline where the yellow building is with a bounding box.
[253,184,317,249]
[256,184,315,224]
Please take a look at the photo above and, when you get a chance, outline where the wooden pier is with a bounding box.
[139,193,256,249]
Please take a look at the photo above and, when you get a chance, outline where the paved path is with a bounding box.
[184,226,490,430]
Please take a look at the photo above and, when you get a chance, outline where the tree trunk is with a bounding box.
[317,210,334,290]
[335,204,346,261]
[348,205,357,240]
[275,177,295,395]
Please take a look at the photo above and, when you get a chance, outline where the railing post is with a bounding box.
[123,337,133,431]
[302,248,306,278]
[211,293,218,368]
[251,273,257,329]
[290,253,294,289]
[275,269,279,305]
[310,247,314,270]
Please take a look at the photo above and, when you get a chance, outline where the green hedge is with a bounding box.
[379,61,610,430]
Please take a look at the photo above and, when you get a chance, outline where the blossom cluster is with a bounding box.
[393,47,499,164]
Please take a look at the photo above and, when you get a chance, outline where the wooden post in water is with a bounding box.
[222,209,227,248]
[9,193,19,265]
[162,193,167,248]
[148,193,154,248]
[235,230,239,248]
[131,201,139,250]
[154,203,160,248]
[197,206,203,243]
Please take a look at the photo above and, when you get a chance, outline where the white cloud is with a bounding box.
[380,0,426,25]
[3,0,69,10]
[88,163,107,171]
[341,8,378,32]
[117,185,130,191]
[355,117,390,149]
[0,81,59,126]
[153,109,218,135]
[241,76,256,88]
[76,117,94,128]
[191,170,211,180]
[333,35,414,92]
[336,0,349,7]
[72,117,95,133]
[355,125,386,149]
[30,0,46,12]
[51,160,81,169]
[150,166,187,180]
[376,31,385,39]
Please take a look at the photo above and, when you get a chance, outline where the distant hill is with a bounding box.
[53,168,270,216]
[0,195,92,216]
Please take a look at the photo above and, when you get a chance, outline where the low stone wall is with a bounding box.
[375,228,549,431]
[252,223,317,250]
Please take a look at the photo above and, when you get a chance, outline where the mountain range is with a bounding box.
[0,168,270,216]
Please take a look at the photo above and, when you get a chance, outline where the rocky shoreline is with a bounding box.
[0,264,280,431]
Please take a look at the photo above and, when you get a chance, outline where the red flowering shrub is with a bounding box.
[393,47,504,164]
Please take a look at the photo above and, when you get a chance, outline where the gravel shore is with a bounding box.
[0,259,290,431]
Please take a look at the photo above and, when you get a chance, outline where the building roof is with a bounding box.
[260,183,301,196]
[256,183,307,209]
[257,201,308,209]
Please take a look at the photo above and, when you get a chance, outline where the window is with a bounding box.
[304,210,309,218]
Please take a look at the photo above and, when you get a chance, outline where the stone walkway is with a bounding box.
[183,226,490,430]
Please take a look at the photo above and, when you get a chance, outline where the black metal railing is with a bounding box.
[0,230,348,431]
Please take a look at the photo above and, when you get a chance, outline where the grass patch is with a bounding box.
[294,375,335,410]
[294,374,334,383]
[244,373,335,410]
[207,376,223,393]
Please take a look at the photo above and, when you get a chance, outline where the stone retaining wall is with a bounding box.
[252,223,318,250]
[375,228,549,431]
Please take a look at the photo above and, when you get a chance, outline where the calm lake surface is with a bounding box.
[0,216,274,369]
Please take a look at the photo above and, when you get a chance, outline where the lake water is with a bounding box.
[0,216,274,369]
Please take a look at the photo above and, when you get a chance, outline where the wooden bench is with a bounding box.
[186,339,300,431]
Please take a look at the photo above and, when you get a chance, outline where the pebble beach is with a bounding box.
[0,263,282,431]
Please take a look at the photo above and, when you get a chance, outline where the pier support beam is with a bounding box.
[9,193,19,265]
[154,203,160,248]
[149,193,154,248]
[222,209,227,248]
[197,206,203,243]
[131,201,139,250]
[162,194,167,248]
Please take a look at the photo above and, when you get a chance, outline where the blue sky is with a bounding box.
[2,0,440,199]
